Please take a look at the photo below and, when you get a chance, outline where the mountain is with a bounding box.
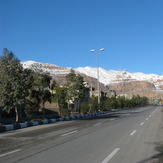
[75,67,163,89]
[21,61,163,99]
[22,61,71,75]
[21,61,108,91]
[74,66,163,99]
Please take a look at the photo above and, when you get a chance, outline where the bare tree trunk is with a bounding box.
[57,103,60,116]
[77,99,80,113]
[42,102,45,116]
[15,106,19,123]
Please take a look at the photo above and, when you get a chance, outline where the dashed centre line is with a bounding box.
[93,123,102,127]
[130,130,137,136]
[61,130,78,137]
[101,148,120,163]
[146,118,149,120]
[151,109,157,115]
[0,149,22,158]
[140,122,144,126]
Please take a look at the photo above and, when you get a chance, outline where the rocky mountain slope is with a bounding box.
[21,61,163,99]
[22,61,108,92]
[75,67,163,89]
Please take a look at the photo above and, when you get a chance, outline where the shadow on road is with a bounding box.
[80,112,129,121]
[137,142,163,163]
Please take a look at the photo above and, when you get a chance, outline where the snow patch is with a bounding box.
[21,61,163,89]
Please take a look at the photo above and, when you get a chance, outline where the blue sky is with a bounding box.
[0,0,163,74]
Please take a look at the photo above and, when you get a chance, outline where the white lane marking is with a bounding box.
[61,130,78,137]
[0,149,22,158]
[149,115,151,117]
[146,118,148,120]
[110,118,115,121]
[140,122,144,126]
[151,109,157,115]
[130,130,137,136]
[101,148,120,163]
[93,123,102,127]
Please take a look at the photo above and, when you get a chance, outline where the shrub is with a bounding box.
[80,102,89,114]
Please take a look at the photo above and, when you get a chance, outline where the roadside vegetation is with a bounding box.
[0,49,148,123]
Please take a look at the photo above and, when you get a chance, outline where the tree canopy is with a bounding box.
[0,48,33,122]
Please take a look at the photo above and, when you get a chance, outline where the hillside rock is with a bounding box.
[22,61,108,92]
[21,61,163,99]
[109,80,156,98]
[51,73,108,92]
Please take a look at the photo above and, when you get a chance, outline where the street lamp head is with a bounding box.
[90,49,96,52]
[90,48,105,52]
[99,48,105,51]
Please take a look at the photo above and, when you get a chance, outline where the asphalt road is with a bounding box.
[0,105,163,163]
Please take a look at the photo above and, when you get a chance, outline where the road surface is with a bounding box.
[0,105,163,163]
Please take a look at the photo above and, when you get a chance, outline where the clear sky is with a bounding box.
[0,0,163,75]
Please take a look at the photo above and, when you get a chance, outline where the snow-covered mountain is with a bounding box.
[21,61,163,90]
[22,61,71,75]
[75,67,163,89]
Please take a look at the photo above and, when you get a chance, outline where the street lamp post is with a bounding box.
[119,69,127,97]
[90,48,105,110]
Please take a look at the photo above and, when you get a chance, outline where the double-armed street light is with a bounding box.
[90,48,105,110]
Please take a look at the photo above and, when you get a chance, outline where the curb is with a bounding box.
[0,110,120,133]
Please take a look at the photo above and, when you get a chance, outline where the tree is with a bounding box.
[28,71,51,115]
[52,84,69,117]
[24,100,38,118]
[65,70,86,112]
[0,48,33,122]
[104,97,118,110]
[80,102,89,114]
[116,96,126,109]
[88,96,98,112]
[104,95,148,111]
